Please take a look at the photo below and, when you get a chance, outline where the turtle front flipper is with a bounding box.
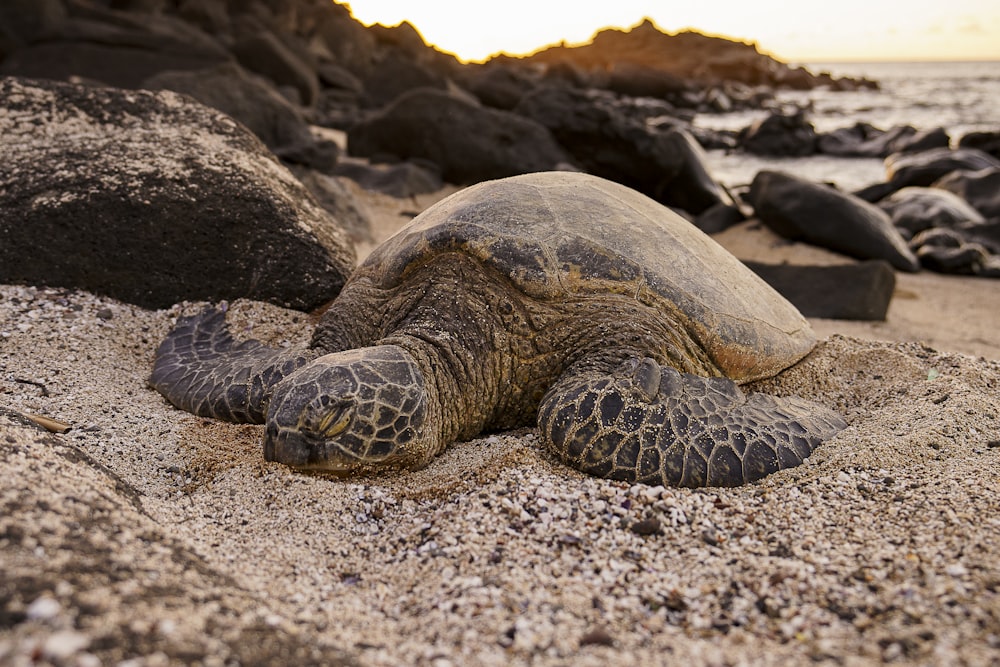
[150,307,313,423]
[538,357,847,487]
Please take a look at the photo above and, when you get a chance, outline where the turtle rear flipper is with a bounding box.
[538,357,846,487]
[149,307,311,423]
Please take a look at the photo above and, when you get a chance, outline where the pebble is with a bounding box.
[26,596,62,621]
[578,626,615,647]
[42,630,89,660]
[629,516,662,536]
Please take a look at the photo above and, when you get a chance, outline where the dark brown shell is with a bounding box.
[348,172,816,382]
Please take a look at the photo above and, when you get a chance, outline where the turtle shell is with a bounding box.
[352,171,816,382]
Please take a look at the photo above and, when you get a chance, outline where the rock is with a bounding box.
[604,62,690,99]
[748,171,920,272]
[312,2,379,79]
[314,87,365,131]
[177,0,230,35]
[462,64,537,110]
[0,0,66,53]
[0,418,358,666]
[356,20,458,108]
[740,111,817,157]
[230,27,319,107]
[0,4,231,88]
[332,157,443,199]
[878,187,985,236]
[695,201,746,234]
[288,167,373,244]
[933,168,1000,220]
[317,62,365,95]
[657,128,735,215]
[360,48,449,109]
[885,147,1000,189]
[143,62,315,154]
[0,77,354,310]
[347,87,571,185]
[744,261,896,320]
[579,627,616,647]
[893,127,950,154]
[958,130,1000,160]
[958,222,1000,255]
[817,123,917,158]
[514,86,723,209]
[910,228,993,275]
[852,181,900,204]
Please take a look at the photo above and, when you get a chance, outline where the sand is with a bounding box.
[2,182,999,666]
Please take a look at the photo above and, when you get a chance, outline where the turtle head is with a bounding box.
[263,345,432,473]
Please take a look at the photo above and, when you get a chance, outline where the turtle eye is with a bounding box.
[318,405,352,438]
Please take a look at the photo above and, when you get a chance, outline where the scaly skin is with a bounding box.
[539,357,847,487]
[150,281,847,485]
[148,307,312,423]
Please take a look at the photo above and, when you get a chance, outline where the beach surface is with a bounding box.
[2,183,999,666]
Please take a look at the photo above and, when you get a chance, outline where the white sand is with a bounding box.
[2,184,999,666]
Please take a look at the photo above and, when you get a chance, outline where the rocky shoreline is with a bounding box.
[2,1,1000,665]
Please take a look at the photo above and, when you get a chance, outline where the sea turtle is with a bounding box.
[150,171,846,487]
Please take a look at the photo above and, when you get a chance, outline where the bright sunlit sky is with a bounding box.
[340,0,1000,64]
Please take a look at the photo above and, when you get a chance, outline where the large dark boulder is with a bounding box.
[230,27,320,106]
[352,20,459,108]
[933,168,1000,220]
[604,62,690,99]
[513,86,729,212]
[885,147,1000,189]
[0,0,66,54]
[359,49,448,109]
[878,187,985,237]
[143,62,340,172]
[958,130,1000,160]
[657,128,735,215]
[143,62,314,154]
[748,170,920,272]
[744,261,896,321]
[0,77,355,310]
[740,111,817,156]
[332,157,443,199]
[463,64,538,110]
[908,228,1000,277]
[289,167,374,244]
[312,4,379,80]
[0,4,231,88]
[817,123,918,158]
[895,127,950,154]
[347,87,571,184]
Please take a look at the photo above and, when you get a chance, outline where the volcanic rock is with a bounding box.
[885,148,1000,189]
[744,260,896,321]
[878,187,985,237]
[347,87,571,184]
[0,77,355,310]
[932,168,1000,220]
[740,111,817,157]
[748,170,920,272]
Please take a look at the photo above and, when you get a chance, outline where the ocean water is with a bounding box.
[698,60,1000,191]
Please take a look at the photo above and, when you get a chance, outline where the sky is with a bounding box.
[340,0,1000,64]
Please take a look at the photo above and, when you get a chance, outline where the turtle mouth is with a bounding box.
[263,424,402,474]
